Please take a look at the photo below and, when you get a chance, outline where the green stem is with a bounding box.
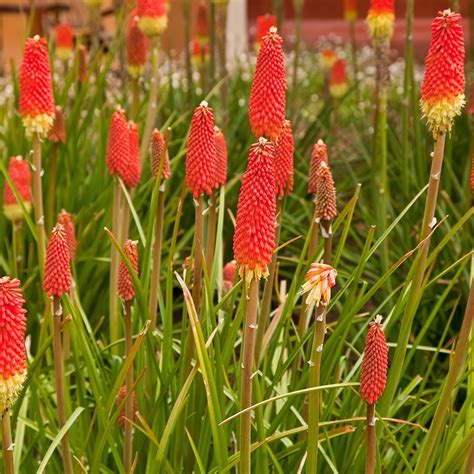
[192,196,204,313]
[205,193,217,277]
[46,142,58,232]
[2,412,14,474]
[123,299,134,473]
[32,134,46,275]
[11,220,22,278]
[365,403,376,474]
[131,77,140,122]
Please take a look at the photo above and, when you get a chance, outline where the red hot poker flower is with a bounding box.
[186,101,217,198]
[151,129,171,180]
[124,121,141,189]
[344,0,358,23]
[48,106,66,143]
[255,14,277,50]
[420,10,465,137]
[233,138,276,285]
[44,224,71,297]
[19,36,55,138]
[308,139,329,194]
[137,0,168,37]
[196,1,209,44]
[301,262,337,307]
[128,13,148,78]
[249,27,286,141]
[3,156,32,222]
[106,107,130,178]
[0,277,27,413]
[118,240,139,301]
[214,127,227,187]
[57,209,77,260]
[274,119,294,198]
[329,59,348,99]
[316,162,337,221]
[55,23,74,61]
[367,0,395,41]
[320,49,337,73]
[360,315,388,405]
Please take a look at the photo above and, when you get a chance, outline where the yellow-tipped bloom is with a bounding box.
[367,0,394,41]
[302,263,337,307]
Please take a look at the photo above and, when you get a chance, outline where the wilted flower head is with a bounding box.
[420,10,465,137]
[118,240,139,301]
[44,224,71,297]
[57,209,77,260]
[137,0,168,37]
[0,277,27,413]
[48,106,66,143]
[360,315,388,405]
[214,127,227,187]
[329,59,348,99]
[319,49,337,73]
[308,139,329,194]
[55,23,74,61]
[255,14,277,51]
[3,156,32,222]
[274,119,294,197]
[301,262,336,307]
[367,0,395,41]
[128,13,148,78]
[151,129,171,180]
[316,162,337,221]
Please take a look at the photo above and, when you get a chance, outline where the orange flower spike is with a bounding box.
[48,106,66,143]
[55,23,74,61]
[360,315,388,405]
[214,127,227,187]
[128,13,149,78]
[249,27,286,141]
[137,0,168,37]
[274,119,294,198]
[106,107,130,177]
[255,14,277,51]
[185,101,217,198]
[118,240,139,301]
[420,10,466,137]
[233,138,276,285]
[151,129,171,180]
[19,36,55,138]
[308,139,329,194]
[329,59,348,99]
[367,0,395,41]
[344,0,358,23]
[3,156,32,221]
[57,209,77,260]
[316,162,337,221]
[0,276,28,413]
[301,262,337,307]
[319,49,337,73]
[124,121,141,189]
[44,224,72,298]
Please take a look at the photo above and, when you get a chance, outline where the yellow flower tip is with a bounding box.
[138,15,168,37]
[55,47,72,61]
[329,83,348,99]
[420,94,466,137]
[0,371,27,414]
[127,64,145,78]
[85,0,102,6]
[367,11,395,40]
[302,262,337,307]
[239,264,269,286]
[22,113,55,138]
[3,202,32,222]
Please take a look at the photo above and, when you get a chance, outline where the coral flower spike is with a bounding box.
[360,315,388,405]
[151,129,171,180]
[19,36,56,138]
[57,209,77,260]
[44,224,71,298]
[107,107,130,178]
[128,13,149,78]
[249,27,286,142]
[420,10,466,138]
[0,276,27,413]
[301,262,337,308]
[137,0,168,37]
[214,127,227,187]
[3,156,32,222]
[274,120,294,198]
[367,0,395,41]
[316,162,337,221]
[233,138,276,285]
[55,23,74,61]
[124,121,141,189]
[329,59,349,99]
[186,101,217,198]
[118,240,139,301]
[308,139,329,195]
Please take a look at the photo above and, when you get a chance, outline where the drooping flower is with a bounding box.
[118,240,139,301]
[344,0,358,23]
[0,277,27,414]
[44,224,71,297]
[19,36,55,138]
[367,0,395,41]
[106,107,130,179]
[151,129,171,180]
[48,106,66,143]
[78,45,88,83]
[55,23,74,61]
[233,138,276,285]
[316,162,337,221]
[249,27,286,141]
[308,139,329,195]
[137,0,168,37]
[196,1,209,45]
[301,262,337,307]
[274,119,294,197]
[360,315,388,405]
[57,209,77,260]
[191,38,209,66]
[124,121,141,189]
[420,10,465,137]
[329,59,348,99]
[214,127,227,187]
[255,14,277,51]
[127,13,148,78]
[116,385,137,428]
[319,49,337,73]
[3,156,32,222]
[185,101,217,198]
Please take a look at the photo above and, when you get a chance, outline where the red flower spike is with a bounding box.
[137,0,168,37]
[196,1,209,44]
[191,38,209,66]
[55,23,74,61]
[116,386,137,429]
[128,13,148,78]
[274,119,294,198]
[44,224,72,297]
[316,162,337,221]
[57,209,77,260]
[233,138,276,285]
[78,45,88,83]
[344,0,358,23]
[308,139,329,194]
[123,121,141,189]
[367,0,395,40]
[106,107,130,178]
[151,129,171,180]
[360,315,388,405]
[249,27,286,141]
[48,106,66,143]
[186,101,217,198]
[0,276,27,413]
[329,59,348,99]
[255,14,277,51]
[3,156,32,222]
[214,127,227,187]
[19,36,55,138]
[118,240,139,301]
[420,10,465,137]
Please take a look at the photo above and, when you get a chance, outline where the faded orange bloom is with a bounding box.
[302,262,337,307]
